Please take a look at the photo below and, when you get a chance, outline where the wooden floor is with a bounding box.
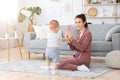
[0,48,120,80]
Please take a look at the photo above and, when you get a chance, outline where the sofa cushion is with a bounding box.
[105,25,120,41]
[30,39,47,49]
[89,24,116,41]
[33,25,49,40]
[30,39,71,51]
[92,41,112,51]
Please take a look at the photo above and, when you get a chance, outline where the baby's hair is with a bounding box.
[50,20,59,28]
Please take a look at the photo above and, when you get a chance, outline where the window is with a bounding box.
[0,0,18,21]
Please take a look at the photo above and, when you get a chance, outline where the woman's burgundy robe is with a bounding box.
[58,29,92,71]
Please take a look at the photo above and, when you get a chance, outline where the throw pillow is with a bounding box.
[33,25,49,40]
[105,25,120,41]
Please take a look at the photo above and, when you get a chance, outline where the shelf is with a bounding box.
[83,0,120,24]
[84,3,120,6]
[86,16,120,18]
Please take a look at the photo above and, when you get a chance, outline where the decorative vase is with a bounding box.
[28,24,34,32]
[5,33,9,39]
[14,31,18,38]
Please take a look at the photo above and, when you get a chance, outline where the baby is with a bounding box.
[46,20,66,74]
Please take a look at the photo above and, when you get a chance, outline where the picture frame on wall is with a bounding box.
[49,5,62,17]
[97,0,102,4]
[102,0,107,4]
[50,0,62,4]
[62,0,73,15]
[107,0,114,3]
[92,0,98,4]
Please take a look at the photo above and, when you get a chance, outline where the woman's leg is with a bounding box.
[58,58,80,71]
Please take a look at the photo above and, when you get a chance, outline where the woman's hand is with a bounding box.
[67,25,71,31]
[65,31,73,43]
[65,25,73,42]
[67,31,73,41]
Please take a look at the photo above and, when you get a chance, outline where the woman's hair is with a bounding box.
[50,20,59,28]
[75,14,88,28]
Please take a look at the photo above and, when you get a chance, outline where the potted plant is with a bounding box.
[18,6,41,32]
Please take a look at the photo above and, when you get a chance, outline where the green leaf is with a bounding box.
[18,6,41,24]
[18,13,26,22]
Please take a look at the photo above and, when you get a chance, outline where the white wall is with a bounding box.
[24,0,83,25]
[23,0,120,25]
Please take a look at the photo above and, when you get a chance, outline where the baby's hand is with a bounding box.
[65,32,69,39]
[61,38,68,42]
[61,34,70,42]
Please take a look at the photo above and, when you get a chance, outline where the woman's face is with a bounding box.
[74,18,85,30]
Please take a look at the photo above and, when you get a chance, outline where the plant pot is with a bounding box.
[85,0,91,4]
[28,24,34,32]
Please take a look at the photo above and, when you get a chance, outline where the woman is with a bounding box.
[58,14,92,71]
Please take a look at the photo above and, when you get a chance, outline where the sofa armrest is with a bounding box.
[24,32,36,52]
[112,33,120,50]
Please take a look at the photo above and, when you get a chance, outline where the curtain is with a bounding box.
[0,0,18,21]
[0,0,18,33]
